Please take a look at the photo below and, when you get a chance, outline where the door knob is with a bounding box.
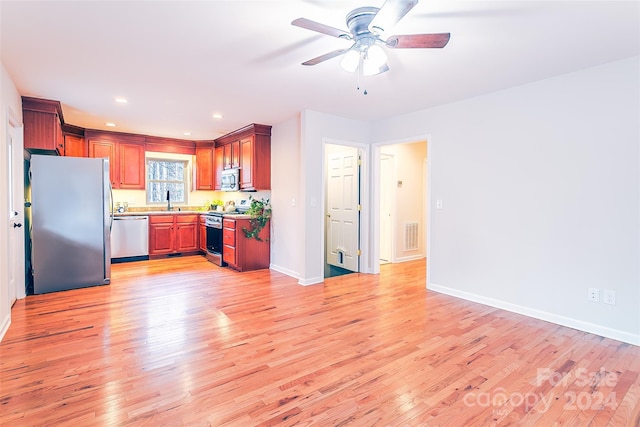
[13,223,22,228]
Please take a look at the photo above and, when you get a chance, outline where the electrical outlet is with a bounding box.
[603,289,616,305]
[587,288,600,303]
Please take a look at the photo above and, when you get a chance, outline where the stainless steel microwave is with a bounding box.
[220,168,239,191]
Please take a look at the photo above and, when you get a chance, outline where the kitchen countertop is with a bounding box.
[113,210,204,216]
[113,211,252,219]
[220,213,252,219]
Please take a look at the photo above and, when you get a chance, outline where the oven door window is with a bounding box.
[206,226,223,254]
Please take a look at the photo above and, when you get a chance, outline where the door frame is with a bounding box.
[7,106,25,301]
[371,134,432,287]
[322,138,371,274]
[379,153,396,264]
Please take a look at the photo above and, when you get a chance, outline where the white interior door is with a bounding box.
[379,154,394,264]
[326,147,359,272]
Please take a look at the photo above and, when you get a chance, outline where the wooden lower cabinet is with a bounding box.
[222,217,269,272]
[149,214,199,257]
[199,215,207,252]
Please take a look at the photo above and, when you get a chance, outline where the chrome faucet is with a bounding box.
[166,190,171,211]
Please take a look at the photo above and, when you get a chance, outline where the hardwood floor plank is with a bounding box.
[2,256,639,425]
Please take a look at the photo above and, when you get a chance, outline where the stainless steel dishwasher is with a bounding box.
[111,216,149,260]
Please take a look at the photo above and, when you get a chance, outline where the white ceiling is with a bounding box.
[1,1,638,140]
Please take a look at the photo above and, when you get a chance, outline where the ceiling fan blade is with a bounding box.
[386,33,450,48]
[291,18,351,39]
[301,49,349,66]
[369,0,419,33]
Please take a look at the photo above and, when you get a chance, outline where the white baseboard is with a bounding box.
[429,282,640,346]
[0,314,10,343]
[269,264,323,286]
[394,254,426,263]
[269,263,299,280]
[298,276,324,286]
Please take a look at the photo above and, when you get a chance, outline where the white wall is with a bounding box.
[298,110,370,284]
[0,62,23,341]
[372,56,640,344]
[270,115,302,278]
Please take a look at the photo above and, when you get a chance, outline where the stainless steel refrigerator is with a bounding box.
[29,155,112,294]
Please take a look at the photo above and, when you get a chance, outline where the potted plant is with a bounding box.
[212,199,224,211]
[242,196,271,241]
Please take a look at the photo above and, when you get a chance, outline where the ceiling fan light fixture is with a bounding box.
[340,48,360,73]
[366,43,387,68]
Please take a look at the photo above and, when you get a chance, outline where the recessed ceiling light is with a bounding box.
[183,132,191,136]
[114,97,128,103]
[105,122,116,127]
[212,113,223,119]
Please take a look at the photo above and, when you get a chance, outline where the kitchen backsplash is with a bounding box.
[112,189,271,211]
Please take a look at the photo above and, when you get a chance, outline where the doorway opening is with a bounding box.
[377,140,427,268]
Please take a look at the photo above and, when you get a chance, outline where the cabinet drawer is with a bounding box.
[223,218,236,229]
[149,215,174,224]
[176,214,198,224]
[223,228,235,246]
[223,245,236,265]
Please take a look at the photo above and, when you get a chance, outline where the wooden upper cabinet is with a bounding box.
[119,143,145,189]
[214,146,224,190]
[87,131,145,190]
[223,140,240,170]
[195,147,214,190]
[239,137,253,190]
[89,139,117,187]
[215,124,271,191]
[22,97,64,155]
[64,134,86,157]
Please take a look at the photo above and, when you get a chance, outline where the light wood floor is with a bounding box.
[1,257,639,426]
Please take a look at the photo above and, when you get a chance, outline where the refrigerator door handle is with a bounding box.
[109,182,114,232]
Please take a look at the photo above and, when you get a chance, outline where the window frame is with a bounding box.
[146,157,189,205]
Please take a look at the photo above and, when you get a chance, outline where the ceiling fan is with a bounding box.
[291,0,450,77]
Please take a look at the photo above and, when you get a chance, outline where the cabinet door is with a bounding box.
[223,245,236,267]
[64,135,86,157]
[89,140,117,187]
[176,222,198,252]
[175,215,198,252]
[230,140,240,168]
[214,146,224,190]
[223,143,232,170]
[149,223,174,255]
[23,110,63,155]
[119,143,145,189]
[195,147,214,190]
[239,137,253,190]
